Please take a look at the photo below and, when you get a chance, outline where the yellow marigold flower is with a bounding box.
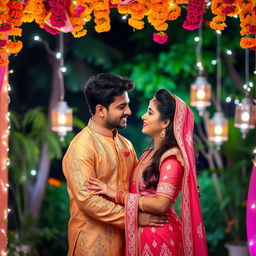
[48,178,62,187]
[22,13,34,23]
[240,37,256,48]
[94,2,109,11]
[128,18,144,29]
[154,22,168,31]
[110,0,122,4]
[72,29,88,37]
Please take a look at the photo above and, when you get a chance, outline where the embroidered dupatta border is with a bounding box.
[125,193,141,256]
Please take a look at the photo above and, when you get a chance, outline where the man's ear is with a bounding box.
[95,104,106,118]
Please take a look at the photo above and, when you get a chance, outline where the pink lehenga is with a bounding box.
[125,94,208,256]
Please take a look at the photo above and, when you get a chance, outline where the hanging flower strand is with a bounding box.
[182,0,206,30]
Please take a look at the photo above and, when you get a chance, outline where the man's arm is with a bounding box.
[63,145,126,229]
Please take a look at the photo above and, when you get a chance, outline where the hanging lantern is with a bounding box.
[190,76,211,116]
[51,101,73,141]
[234,97,256,139]
[208,112,228,149]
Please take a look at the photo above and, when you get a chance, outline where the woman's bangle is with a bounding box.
[139,196,146,212]
[115,190,127,205]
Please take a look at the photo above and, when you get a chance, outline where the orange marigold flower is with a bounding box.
[154,22,168,31]
[131,13,145,20]
[6,40,23,54]
[48,178,62,187]
[128,17,144,29]
[95,22,111,32]
[167,5,181,20]
[211,0,225,15]
[240,37,256,48]
[94,9,110,18]
[176,0,188,3]
[0,48,8,55]
[8,26,22,36]
[227,220,235,226]
[151,0,162,3]
[0,58,9,66]
[210,20,227,30]
[7,17,23,26]
[110,0,122,4]
[9,10,24,19]
[225,227,231,233]
[0,5,8,13]
[118,5,130,14]
[8,1,23,11]
[213,14,226,22]
[0,13,8,20]
[94,2,109,11]
[240,26,250,36]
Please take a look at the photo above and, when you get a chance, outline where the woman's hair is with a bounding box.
[143,89,178,189]
[84,73,134,115]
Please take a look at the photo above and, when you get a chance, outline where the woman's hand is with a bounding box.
[87,177,116,200]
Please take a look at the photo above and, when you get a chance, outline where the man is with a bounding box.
[63,74,168,256]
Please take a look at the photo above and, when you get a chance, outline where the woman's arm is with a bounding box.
[139,156,183,214]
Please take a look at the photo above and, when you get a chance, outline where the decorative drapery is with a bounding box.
[0,65,9,256]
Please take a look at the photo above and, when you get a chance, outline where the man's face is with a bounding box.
[104,92,131,129]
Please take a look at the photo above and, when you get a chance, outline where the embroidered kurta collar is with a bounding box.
[87,119,118,138]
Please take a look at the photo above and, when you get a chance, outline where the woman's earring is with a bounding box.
[161,128,166,137]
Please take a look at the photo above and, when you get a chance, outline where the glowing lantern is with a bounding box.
[208,112,228,149]
[51,101,72,141]
[190,76,211,116]
[234,97,256,138]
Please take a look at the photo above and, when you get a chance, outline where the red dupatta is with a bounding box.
[125,94,208,256]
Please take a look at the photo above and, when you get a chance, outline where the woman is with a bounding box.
[88,89,208,256]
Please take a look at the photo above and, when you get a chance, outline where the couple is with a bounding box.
[62,73,208,256]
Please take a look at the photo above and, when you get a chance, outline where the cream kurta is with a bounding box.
[62,119,137,256]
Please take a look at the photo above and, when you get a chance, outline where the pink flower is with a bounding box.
[223,0,235,3]
[222,6,235,14]
[0,24,12,32]
[250,47,256,51]
[50,14,66,28]
[51,7,65,15]
[253,6,256,12]
[153,32,168,44]
[44,24,60,35]
[249,25,256,34]
[183,20,199,30]
[0,40,7,47]
[74,5,86,16]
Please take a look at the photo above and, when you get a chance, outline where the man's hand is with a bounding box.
[138,212,170,227]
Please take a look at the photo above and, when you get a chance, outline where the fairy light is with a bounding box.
[56,52,61,59]
[226,96,232,103]
[33,35,40,41]
[211,59,217,65]
[122,15,128,20]
[0,65,10,256]
[61,66,67,72]
[226,49,232,55]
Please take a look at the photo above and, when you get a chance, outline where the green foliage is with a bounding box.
[38,183,70,255]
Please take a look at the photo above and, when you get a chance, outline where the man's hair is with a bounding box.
[84,73,134,115]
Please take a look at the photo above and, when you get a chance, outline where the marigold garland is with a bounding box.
[0,0,255,65]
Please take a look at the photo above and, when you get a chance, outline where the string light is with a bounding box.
[226,96,232,103]
[122,15,128,20]
[226,49,232,55]
[211,59,217,65]
[208,29,228,149]
[33,35,40,41]
[51,33,73,141]
[190,25,212,115]
[56,52,61,59]
[234,49,256,138]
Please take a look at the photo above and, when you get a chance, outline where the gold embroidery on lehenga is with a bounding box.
[93,234,107,256]
[157,182,176,198]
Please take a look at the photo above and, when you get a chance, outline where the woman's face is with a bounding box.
[141,99,165,137]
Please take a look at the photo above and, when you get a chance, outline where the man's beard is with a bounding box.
[105,115,128,129]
